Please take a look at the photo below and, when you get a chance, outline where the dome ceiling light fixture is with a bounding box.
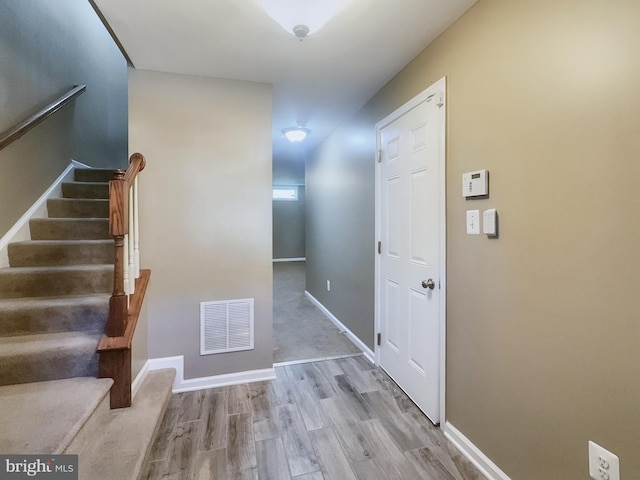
[282,127,310,142]
[259,0,352,40]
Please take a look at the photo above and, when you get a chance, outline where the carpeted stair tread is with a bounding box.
[67,369,176,480]
[0,294,109,336]
[0,331,101,385]
[8,239,114,267]
[0,264,113,299]
[0,377,113,454]
[47,198,109,218]
[30,218,109,240]
[0,166,120,429]
[62,181,109,199]
[74,168,116,183]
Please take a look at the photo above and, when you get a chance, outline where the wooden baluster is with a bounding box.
[106,170,128,337]
[127,183,135,294]
[133,176,140,280]
[123,234,130,295]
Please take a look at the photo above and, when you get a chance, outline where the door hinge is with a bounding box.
[377,333,381,346]
[377,149,382,163]
[377,241,381,254]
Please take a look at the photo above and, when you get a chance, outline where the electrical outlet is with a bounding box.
[326,280,331,292]
[589,441,620,480]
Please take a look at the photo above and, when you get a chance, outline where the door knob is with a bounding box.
[422,279,435,290]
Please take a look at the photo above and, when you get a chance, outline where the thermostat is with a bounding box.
[462,169,488,197]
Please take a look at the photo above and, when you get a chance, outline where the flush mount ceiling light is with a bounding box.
[282,127,310,142]
[259,0,351,39]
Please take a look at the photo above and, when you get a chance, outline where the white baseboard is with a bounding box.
[304,290,375,363]
[71,159,92,169]
[131,360,151,399]
[443,422,511,480]
[273,257,306,263]
[0,161,79,268]
[146,355,276,393]
[274,353,363,367]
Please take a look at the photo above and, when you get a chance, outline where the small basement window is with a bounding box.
[273,186,299,201]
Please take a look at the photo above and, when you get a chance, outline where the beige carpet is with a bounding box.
[0,377,112,454]
[273,261,361,363]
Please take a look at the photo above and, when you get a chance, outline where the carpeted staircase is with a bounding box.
[0,167,175,479]
[0,167,115,386]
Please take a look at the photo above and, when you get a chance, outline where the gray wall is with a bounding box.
[129,69,273,379]
[273,186,305,259]
[273,149,305,186]
[0,0,128,236]
[306,125,376,349]
[273,152,306,259]
[306,0,640,478]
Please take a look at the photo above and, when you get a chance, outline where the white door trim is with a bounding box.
[374,76,447,425]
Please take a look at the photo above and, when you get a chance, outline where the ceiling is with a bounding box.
[94,0,477,166]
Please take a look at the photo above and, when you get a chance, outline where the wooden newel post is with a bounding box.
[106,169,128,337]
[99,154,149,409]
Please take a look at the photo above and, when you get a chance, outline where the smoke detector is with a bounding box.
[292,24,310,40]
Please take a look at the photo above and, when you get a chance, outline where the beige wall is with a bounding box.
[129,69,273,378]
[308,0,640,478]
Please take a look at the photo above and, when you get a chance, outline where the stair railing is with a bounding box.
[98,152,150,408]
[0,85,86,150]
[105,153,145,336]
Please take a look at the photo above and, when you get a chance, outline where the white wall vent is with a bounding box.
[200,298,254,355]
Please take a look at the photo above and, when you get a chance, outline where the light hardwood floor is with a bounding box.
[141,356,483,479]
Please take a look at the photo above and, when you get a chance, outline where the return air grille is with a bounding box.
[200,298,254,355]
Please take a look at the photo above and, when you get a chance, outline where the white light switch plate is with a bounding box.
[466,210,480,235]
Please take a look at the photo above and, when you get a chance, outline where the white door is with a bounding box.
[376,80,445,424]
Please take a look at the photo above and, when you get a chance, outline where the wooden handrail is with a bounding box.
[0,85,86,150]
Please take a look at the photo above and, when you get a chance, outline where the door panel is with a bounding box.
[408,287,428,374]
[385,279,401,353]
[386,176,401,258]
[378,90,443,424]
[410,168,429,264]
